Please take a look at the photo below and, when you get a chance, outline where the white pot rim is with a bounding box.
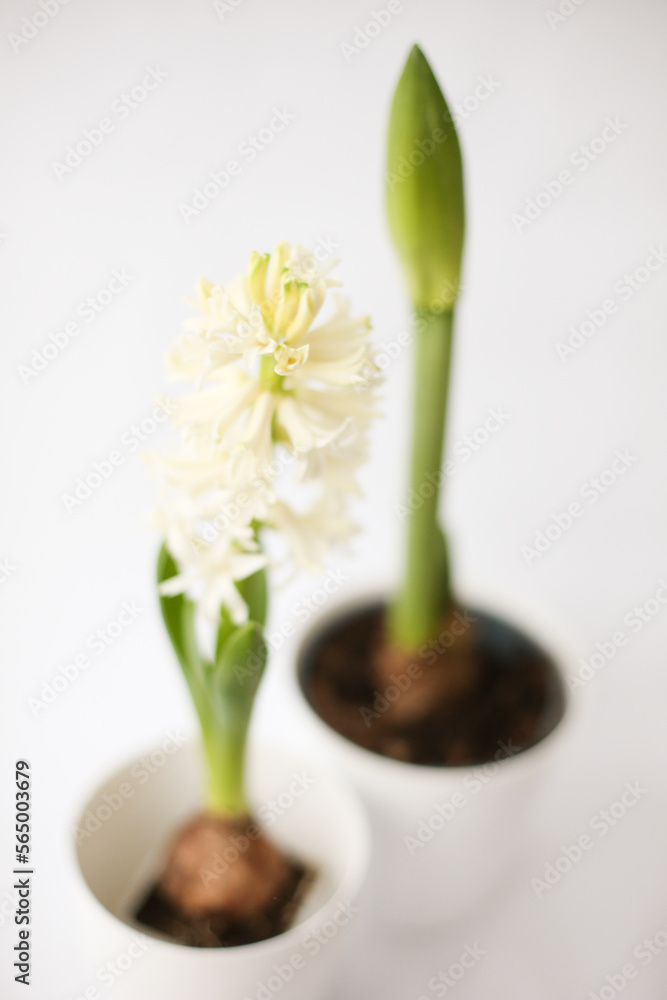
[292,582,577,782]
[72,740,371,960]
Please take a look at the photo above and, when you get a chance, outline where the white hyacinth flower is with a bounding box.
[150,242,379,620]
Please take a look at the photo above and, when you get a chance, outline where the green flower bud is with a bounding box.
[386,45,465,311]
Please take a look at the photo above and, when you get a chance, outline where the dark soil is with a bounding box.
[300,603,566,767]
[134,814,314,948]
[136,860,310,947]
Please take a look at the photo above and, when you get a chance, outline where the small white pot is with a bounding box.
[288,582,576,927]
[73,742,370,1000]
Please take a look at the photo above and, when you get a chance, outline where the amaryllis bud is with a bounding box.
[386,45,465,311]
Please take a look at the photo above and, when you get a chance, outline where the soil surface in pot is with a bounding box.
[135,814,313,947]
[301,604,566,766]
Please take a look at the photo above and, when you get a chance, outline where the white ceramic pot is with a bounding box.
[288,581,576,928]
[72,742,370,1000]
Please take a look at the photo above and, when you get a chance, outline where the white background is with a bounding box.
[2,0,667,996]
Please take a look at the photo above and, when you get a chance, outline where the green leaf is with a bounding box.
[212,621,267,719]
[236,567,268,628]
[215,603,236,663]
[386,44,465,311]
[214,567,267,661]
[156,543,190,671]
[156,543,209,715]
[202,623,267,817]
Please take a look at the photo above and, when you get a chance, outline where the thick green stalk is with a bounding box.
[390,307,455,648]
[386,45,465,650]
[202,721,249,816]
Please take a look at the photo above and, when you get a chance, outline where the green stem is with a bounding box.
[259,354,283,392]
[202,722,249,816]
[390,307,455,649]
[205,617,268,818]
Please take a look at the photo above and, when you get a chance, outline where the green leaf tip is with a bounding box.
[386,45,465,311]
